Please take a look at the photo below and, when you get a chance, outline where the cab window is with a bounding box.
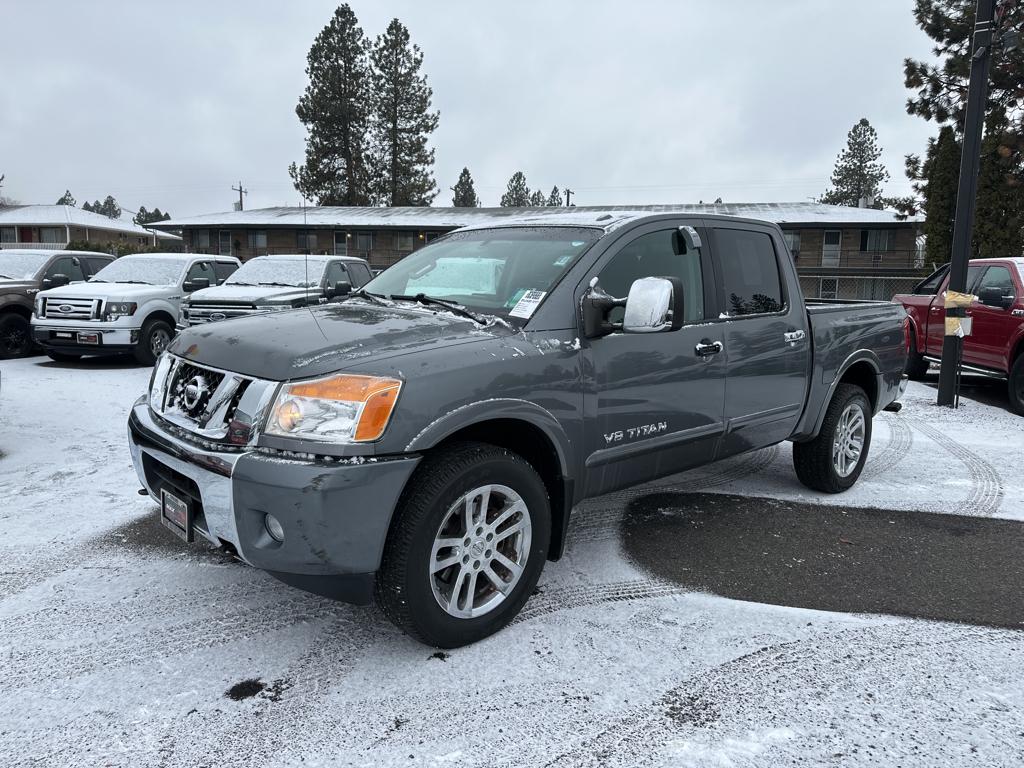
[713,229,784,316]
[597,229,705,325]
[46,256,86,283]
[325,261,351,286]
[185,261,214,285]
[975,266,1016,301]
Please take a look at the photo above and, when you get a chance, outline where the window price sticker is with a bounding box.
[509,290,547,319]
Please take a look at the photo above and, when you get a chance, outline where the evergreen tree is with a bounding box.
[55,190,76,206]
[289,4,372,206]
[920,126,960,264]
[500,171,530,207]
[821,118,890,207]
[82,201,94,212]
[368,18,440,206]
[135,205,149,225]
[98,195,121,219]
[903,0,1024,256]
[451,167,479,206]
[528,189,546,206]
[546,186,563,206]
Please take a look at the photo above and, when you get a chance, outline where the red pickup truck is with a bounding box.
[893,257,1024,414]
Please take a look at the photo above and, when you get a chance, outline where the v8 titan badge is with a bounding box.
[509,290,546,319]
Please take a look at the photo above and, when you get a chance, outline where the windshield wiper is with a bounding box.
[115,280,153,284]
[390,293,485,324]
[88,278,109,283]
[347,288,391,307]
[257,282,296,287]
[228,281,256,286]
[0,274,14,280]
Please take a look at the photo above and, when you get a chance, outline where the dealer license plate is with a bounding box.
[54,331,74,339]
[160,489,193,542]
[77,332,99,345]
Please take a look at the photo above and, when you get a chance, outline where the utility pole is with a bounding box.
[936,0,997,406]
[232,181,248,211]
[565,188,574,207]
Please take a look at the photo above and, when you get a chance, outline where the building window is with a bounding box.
[296,230,319,253]
[356,232,373,253]
[820,278,839,300]
[0,227,15,243]
[40,227,65,244]
[782,231,801,259]
[248,230,268,254]
[860,229,894,252]
[194,229,211,250]
[334,231,347,256]
[397,232,414,251]
[218,230,232,255]
[424,231,442,243]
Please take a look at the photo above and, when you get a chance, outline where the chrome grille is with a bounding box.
[185,303,259,326]
[43,297,99,320]
[150,354,276,445]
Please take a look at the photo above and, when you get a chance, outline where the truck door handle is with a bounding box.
[695,340,723,357]
[930,307,941,312]
[783,330,805,343]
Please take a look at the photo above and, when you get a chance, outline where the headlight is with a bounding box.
[34,297,44,317]
[104,301,137,320]
[256,304,288,312]
[265,374,402,443]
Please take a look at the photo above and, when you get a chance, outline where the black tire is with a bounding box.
[134,318,173,365]
[793,383,873,494]
[376,441,551,648]
[1008,355,1024,416]
[45,351,82,363]
[905,328,929,380]
[0,313,33,359]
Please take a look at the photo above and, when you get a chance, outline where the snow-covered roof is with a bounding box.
[0,205,180,240]
[154,202,921,231]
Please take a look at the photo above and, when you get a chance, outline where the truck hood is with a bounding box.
[37,282,173,302]
[187,284,314,305]
[0,279,36,293]
[171,299,513,380]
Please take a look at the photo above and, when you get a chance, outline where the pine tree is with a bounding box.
[289,4,372,206]
[528,189,546,206]
[451,167,479,207]
[98,196,121,219]
[55,190,76,206]
[368,18,440,206]
[82,201,94,212]
[903,0,1024,256]
[135,206,149,225]
[500,171,530,207]
[920,126,961,264]
[821,119,890,207]
[546,186,563,207]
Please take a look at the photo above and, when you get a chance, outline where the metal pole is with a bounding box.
[936,0,996,407]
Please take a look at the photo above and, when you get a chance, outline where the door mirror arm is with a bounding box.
[581,278,626,338]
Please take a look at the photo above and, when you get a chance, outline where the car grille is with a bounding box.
[150,354,277,445]
[185,302,259,326]
[43,297,99,320]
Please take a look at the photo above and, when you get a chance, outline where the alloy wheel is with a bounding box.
[832,403,866,477]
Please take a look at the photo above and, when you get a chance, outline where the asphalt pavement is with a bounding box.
[622,491,1024,630]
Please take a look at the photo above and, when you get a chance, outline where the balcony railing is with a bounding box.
[186,246,414,268]
[0,241,69,250]
[793,249,931,274]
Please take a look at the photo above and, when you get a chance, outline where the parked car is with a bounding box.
[0,249,113,358]
[127,212,907,647]
[32,253,240,364]
[179,253,372,328]
[893,257,1024,414]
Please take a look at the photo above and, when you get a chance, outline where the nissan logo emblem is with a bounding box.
[181,375,209,413]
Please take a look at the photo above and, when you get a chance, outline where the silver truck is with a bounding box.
[33,253,239,364]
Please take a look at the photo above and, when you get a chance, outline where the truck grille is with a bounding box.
[185,302,260,326]
[150,354,276,445]
[43,297,99,320]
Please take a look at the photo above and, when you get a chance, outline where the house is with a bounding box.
[0,205,180,251]
[152,202,924,299]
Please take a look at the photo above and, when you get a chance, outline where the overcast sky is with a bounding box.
[1,1,939,218]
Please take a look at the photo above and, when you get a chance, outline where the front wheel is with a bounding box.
[0,313,33,359]
[793,383,873,493]
[1008,355,1024,416]
[376,442,551,648]
[134,318,173,365]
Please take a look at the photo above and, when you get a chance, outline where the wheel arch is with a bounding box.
[140,307,177,330]
[804,352,882,439]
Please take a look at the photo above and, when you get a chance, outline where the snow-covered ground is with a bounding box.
[1,356,1022,767]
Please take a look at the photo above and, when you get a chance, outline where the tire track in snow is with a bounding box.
[862,412,913,480]
[908,418,1003,516]
[515,579,685,624]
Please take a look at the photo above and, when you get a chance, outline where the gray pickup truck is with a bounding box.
[127,211,907,647]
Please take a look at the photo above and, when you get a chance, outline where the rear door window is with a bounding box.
[348,262,372,287]
[214,261,238,283]
[713,229,784,316]
[83,256,114,277]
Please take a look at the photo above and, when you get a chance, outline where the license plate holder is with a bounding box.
[77,332,100,345]
[54,331,74,339]
[160,489,194,542]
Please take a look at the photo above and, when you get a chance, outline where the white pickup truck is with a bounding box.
[32,253,240,364]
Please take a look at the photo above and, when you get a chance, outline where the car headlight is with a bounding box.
[104,301,137,320]
[256,304,289,312]
[34,297,44,317]
[266,374,402,443]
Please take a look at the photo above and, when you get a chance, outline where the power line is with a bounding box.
[231,181,248,211]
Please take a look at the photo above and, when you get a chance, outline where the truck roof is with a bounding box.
[0,248,111,257]
[452,209,783,235]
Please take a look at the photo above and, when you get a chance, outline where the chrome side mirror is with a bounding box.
[622,277,684,333]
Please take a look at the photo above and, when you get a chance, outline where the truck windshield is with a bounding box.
[225,256,330,287]
[90,257,186,286]
[0,252,50,280]
[362,227,600,318]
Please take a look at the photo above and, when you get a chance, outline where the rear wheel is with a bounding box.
[905,329,929,380]
[0,313,33,359]
[45,351,81,363]
[793,383,873,493]
[376,442,550,648]
[134,318,172,365]
[1008,355,1024,416]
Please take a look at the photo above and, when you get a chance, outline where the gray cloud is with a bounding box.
[1,0,937,215]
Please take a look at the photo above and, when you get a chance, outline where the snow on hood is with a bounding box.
[36,282,175,302]
[187,284,316,305]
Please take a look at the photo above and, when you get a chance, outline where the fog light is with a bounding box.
[264,513,284,542]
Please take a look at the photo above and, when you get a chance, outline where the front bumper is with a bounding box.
[127,397,421,603]
[33,321,140,354]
